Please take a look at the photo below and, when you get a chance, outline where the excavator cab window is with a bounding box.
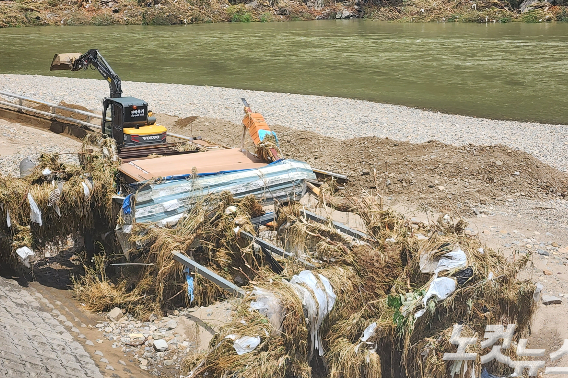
[102,102,113,137]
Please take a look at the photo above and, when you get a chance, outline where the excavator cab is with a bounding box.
[102,97,166,147]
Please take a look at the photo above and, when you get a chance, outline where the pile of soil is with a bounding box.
[163,115,568,216]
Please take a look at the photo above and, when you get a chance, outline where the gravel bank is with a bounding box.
[2,74,567,171]
[0,118,81,177]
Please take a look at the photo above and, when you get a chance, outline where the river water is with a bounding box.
[1,21,567,124]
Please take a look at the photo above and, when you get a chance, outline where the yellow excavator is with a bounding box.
[50,50,167,148]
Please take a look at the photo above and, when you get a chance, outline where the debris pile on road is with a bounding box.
[176,197,536,378]
[0,136,118,267]
[74,192,268,318]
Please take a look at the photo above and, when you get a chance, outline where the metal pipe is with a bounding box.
[0,100,98,130]
[165,132,197,142]
[172,251,246,298]
[239,230,315,268]
[0,91,102,119]
[302,210,373,241]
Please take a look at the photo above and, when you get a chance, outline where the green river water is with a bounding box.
[0,21,567,124]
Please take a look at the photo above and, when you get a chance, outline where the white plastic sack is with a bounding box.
[287,270,336,357]
[28,193,42,226]
[6,210,10,228]
[420,245,467,274]
[415,277,457,318]
[435,247,467,274]
[82,181,91,198]
[361,322,377,342]
[232,336,261,355]
[16,246,34,268]
[249,287,284,332]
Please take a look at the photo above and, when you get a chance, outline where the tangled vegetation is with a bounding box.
[1,135,538,377]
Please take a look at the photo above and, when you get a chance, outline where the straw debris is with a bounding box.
[178,195,536,378]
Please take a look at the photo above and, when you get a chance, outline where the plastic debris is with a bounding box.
[15,246,34,268]
[82,181,91,198]
[481,367,502,378]
[19,157,36,178]
[250,287,284,332]
[361,322,377,342]
[2,204,10,228]
[232,336,261,355]
[122,194,133,215]
[415,277,457,318]
[225,205,237,215]
[287,270,336,357]
[184,267,194,303]
[48,182,63,217]
[435,247,467,274]
[454,267,473,285]
[420,245,468,275]
[28,193,42,226]
[42,168,52,176]
[533,282,544,302]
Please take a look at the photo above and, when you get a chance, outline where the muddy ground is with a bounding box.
[2,110,568,376]
[163,114,568,216]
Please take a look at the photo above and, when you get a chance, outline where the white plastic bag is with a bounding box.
[250,287,284,332]
[287,270,336,357]
[415,277,457,318]
[226,334,261,355]
[28,193,42,226]
[16,246,34,268]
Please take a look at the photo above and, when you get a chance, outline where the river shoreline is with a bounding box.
[1,73,567,172]
[1,0,567,28]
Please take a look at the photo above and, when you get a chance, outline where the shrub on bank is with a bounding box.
[2,0,568,26]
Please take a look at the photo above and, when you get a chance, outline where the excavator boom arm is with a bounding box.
[72,49,122,98]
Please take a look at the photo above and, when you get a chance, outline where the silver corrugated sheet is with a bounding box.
[134,159,316,225]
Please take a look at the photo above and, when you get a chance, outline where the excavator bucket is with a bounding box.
[50,53,82,71]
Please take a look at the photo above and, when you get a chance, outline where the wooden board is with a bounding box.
[119,148,268,182]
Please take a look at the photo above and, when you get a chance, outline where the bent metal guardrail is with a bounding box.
[0,91,194,141]
[0,90,102,130]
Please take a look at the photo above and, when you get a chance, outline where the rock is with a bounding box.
[153,339,168,352]
[119,360,126,365]
[100,357,109,363]
[537,249,550,256]
[139,358,148,366]
[164,359,175,366]
[542,295,562,305]
[543,270,553,275]
[104,326,113,333]
[85,340,94,346]
[244,0,258,8]
[95,350,103,356]
[108,307,123,322]
[105,365,114,371]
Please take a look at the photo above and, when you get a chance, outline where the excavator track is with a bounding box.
[118,143,200,162]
